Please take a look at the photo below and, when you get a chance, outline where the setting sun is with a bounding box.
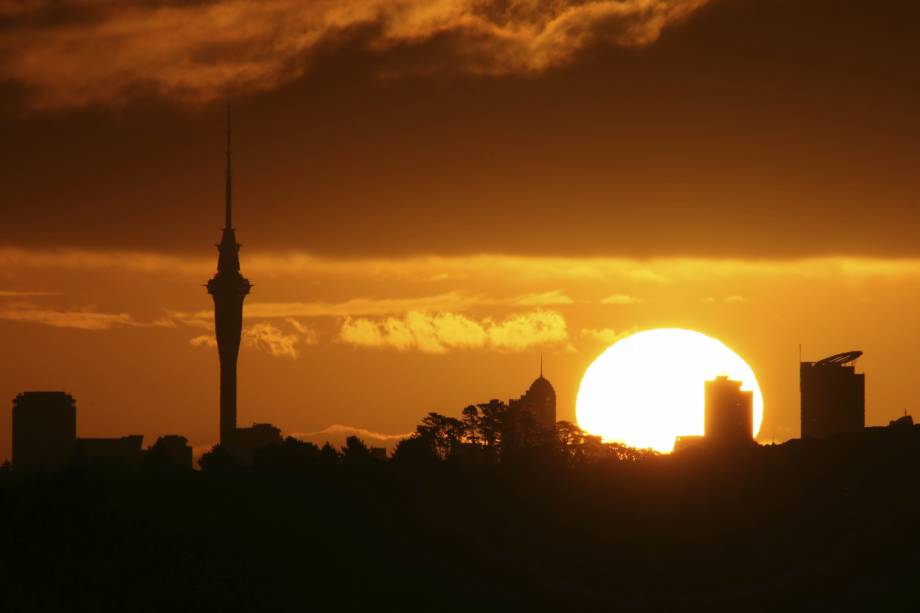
[576,329,763,453]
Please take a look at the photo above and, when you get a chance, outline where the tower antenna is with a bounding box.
[225,102,232,230]
[540,352,543,378]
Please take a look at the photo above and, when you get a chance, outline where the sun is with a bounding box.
[575,328,763,453]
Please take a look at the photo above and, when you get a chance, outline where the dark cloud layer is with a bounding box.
[0,0,706,108]
[1,0,918,258]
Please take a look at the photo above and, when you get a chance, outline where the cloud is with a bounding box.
[166,292,486,332]
[0,0,710,109]
[190,320,318,358]
[10,248,920,284]
[0,290,58,297]
[487,310,569,351]
[0,302,173,330]
[286,317,319,344]
[513,290,574,306]
[168,290,577,324]
[244,292,482,318]
[190,334,217,348]
[701,295,746,304]
[601,293,644,305]
[340,309,567,353]
[580,326,638,345]
[244,322,304,359]
[166,309,212,331]
[291,424,412,451]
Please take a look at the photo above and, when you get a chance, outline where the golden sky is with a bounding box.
[1,0,919,460]
[3,249,920,460]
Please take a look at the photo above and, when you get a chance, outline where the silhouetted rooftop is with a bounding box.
[526,375,555,397]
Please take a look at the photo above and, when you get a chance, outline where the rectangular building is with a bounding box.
[12,391,77,468]
[704,376,754,446]
[800,352,865,440]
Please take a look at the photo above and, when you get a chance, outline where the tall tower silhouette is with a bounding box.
[207,105,251,447]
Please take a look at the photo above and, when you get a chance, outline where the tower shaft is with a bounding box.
[207,104,251,448]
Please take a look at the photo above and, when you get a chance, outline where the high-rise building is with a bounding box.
[704,376,754,446]
[12,391,77,468]
[800,351,865,440]
[207,107,252,448]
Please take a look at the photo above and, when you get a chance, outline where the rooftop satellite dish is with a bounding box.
[815,351,863,366]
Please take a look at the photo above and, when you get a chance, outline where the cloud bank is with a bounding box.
[340,309,568,353]
[0,0,709,108]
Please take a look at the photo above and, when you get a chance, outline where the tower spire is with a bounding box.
[540,352,543,378]
[225,102,232,230]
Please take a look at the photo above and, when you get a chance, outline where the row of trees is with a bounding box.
[199,400,656,472]
[392,400,656,465]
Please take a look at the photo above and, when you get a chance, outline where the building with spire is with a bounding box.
[508,357,556,431]
[206,107,253,449]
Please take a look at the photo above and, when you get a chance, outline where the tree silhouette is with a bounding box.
[253,437,321,471]
[320,442,340,467]
[341,435,378,468]
[416,412,463,460]
[198,444,240,473]
[459,401,505,462]
[391,435,438,465]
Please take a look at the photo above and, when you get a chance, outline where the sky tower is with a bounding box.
[207,106,251,447]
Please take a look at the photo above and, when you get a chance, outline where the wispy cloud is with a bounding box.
[9,248,920,283]
[1,0,709,109]
[285,317,318,343]
[702,295,746,304]
[244,321,309,359]
[580,326,638,346]
[291,424,413,451]
[190,335,217,348]
[0,248,206,275]
[166,292,485,329]
[170,290,576,324]
[245,292,482,318]
[601,293,644,305]
[512,290,574,306]
[340,309,568,353]
[0,290,58,297]
[0,302,173,330]
[190,320,317,358]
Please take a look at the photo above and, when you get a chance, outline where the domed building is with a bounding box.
[509,363,557,430]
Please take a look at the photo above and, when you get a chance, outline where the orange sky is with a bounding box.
[1,0,919,461]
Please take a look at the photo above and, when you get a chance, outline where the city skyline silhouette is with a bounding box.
[3,1,920,609]
[4,1,920,464]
